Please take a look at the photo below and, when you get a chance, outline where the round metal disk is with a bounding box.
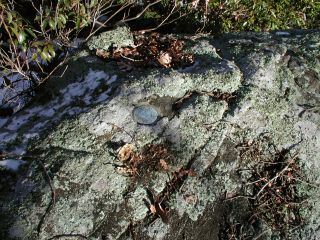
[132,105,159,125]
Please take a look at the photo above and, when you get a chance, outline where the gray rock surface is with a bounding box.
[0,28,319,240]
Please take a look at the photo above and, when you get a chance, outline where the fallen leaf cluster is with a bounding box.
[117,143,173,176]
[118,143,197,223]
[117,142,198,225]
[96,32,194,70]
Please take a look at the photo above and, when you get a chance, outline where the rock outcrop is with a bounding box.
[0,28,319,240]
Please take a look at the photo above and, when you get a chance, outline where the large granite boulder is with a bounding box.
[0,28,319,240]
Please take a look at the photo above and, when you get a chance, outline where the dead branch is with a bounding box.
[121,0,162,23]
[85,1,134,41]
[254,154,299,199]
[139,0,179,33]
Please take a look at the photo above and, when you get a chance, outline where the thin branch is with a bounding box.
[39,53,69,84]
[252,229,270,240]
[121,0,162,23]
[139,1,183,33]
[254,154,299,199]
[120,53,143,62]
[86,2,133,41]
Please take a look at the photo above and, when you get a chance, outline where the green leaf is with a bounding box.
[40,46,52,62]
[10,26,19,38]
[63,0,71,8]
[76,17,81,29]
[80,4,86,15]
[17,31,26,44]
[49,19,56,29]
[81,18,89,27]
[47,44,56,58]
[21,44,27,52]
[31,53,38,61]
[59,14,67,25]
[42,19,48,30]
[32,41,44,47]
[26,28,36,38]
[40,51,48,61]
[57,21,63,29]
[7,12,13,23]
[89,0,97,8]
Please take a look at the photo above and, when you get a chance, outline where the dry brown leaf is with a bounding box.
[157,52,172,68]
[96,49,110,59]
[117,166,137,176]
[118,143,135,161]
[174,168,197,178]
[171,39,184,52]
[129,153,143,166]
[149,45,158,54]
[188,169,197,177]
[159,159,169,171]
[150,204,157,214]
[154,202,169,224]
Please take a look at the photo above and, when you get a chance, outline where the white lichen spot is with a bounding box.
[145,218,170,240]
[294,121,318,139]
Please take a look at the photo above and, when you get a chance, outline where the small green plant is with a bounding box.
[207,0,320,32]
[0,0,101,65]
[149,0,320,33]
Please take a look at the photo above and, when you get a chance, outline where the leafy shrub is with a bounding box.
[0,0,100,64]
[151,0,320,33]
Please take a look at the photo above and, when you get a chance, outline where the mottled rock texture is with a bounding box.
[0,28,319,240]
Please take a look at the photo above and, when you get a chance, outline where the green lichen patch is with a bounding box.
[87,26,135,51]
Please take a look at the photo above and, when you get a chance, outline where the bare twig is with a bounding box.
[254,154,298,199]
[120,52,143,62]
[139,0,180,33]
[86,1,133,41]
[252,229,270,240]
[121,0,162,23]
[39,53,69,84]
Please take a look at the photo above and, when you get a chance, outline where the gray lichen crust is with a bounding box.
[0,29,319,240]
[87,26,135,51]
